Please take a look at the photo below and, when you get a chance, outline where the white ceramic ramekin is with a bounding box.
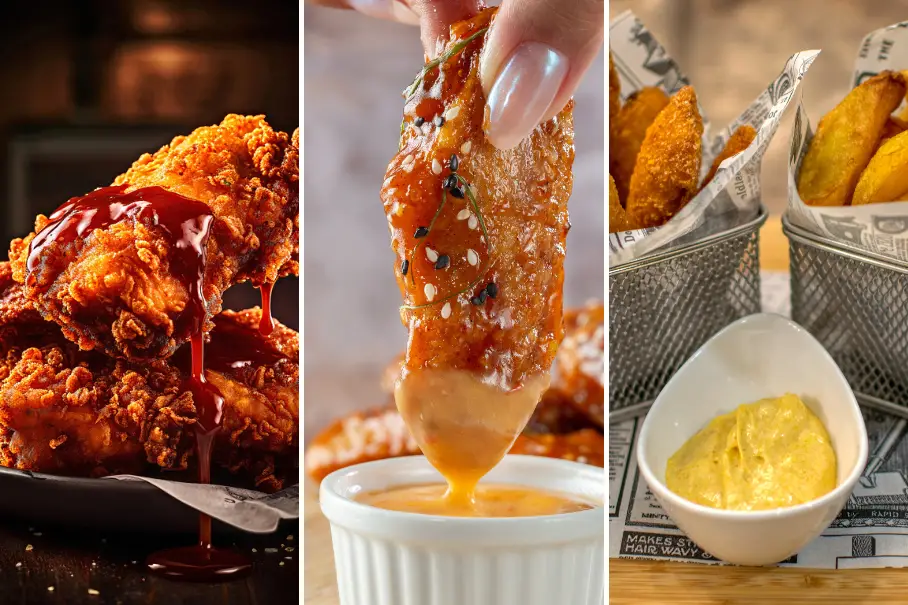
[319,454,604,605]
[637,313,869,566]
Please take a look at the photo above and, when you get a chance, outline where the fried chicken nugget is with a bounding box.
[701,124,757,191]
[609,175,632,233]
[626,86,703,229]
[797,71,906,207]
[610,86,670,202]
[853,130,908,205]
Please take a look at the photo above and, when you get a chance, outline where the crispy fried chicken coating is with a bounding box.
[9,116,299,360]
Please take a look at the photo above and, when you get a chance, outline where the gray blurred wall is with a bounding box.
[303,4,605,442]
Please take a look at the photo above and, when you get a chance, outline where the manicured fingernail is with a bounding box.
[347,0,420,25]
[484,43,568,150]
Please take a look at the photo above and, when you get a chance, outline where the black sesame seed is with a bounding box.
[485,282,498,298]
[450,186,465,199]
[444,175,458,190]
[414,226,429,238]
[401,260,409,276]
[434,115,445,127]
[414,116,425,127]
[470,295,483,305]
[449,154,459,172]
[435,255,450,270]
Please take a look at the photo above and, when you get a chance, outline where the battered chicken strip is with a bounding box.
[626,86,703,229]
[9,115,299,360]
[380,8,574,480]
[610,86,670,202]
[0,302,299,492]
[700,124,757,191]
[609,174,632,233]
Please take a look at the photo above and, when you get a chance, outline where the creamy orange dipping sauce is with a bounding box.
[358,483,595,517]
[394,369,549,508]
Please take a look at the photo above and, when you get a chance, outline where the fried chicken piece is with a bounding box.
[9,115,299,360]
[525,387,597,435]
[380,8,574,477]
[701,124,757,191]
[0,304,299,492]
[610,86,670,203]
[626,86,703,228]
[510,429,604,467]
[553,302,604,427]
[304,405,419,483]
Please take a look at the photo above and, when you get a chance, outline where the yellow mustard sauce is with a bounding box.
[665,393,837,511]
[357,483,595,517]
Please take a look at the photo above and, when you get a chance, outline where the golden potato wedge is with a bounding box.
[853,129,908,205]
[700,124,757,191]
[610,86,670,203]
[609,174,632,233]
[797,70,906,207]
[880,116,908,147]
[626,86,703,229]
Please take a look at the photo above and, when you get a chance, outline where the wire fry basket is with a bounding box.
[609,208,766,411]
[785,215,908,405]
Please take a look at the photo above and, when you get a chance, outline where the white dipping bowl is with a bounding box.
[636,313,868,566]
[319,454,604,605]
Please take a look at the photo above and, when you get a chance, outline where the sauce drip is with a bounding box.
[173,313,287,375]
[26,185,214,336]
[28,185,254,581]
[259,283,274,336]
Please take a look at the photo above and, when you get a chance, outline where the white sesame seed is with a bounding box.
[431,158,442,174]
[47,587,54,592]
[457,208,471,220]
[424,284,436,301]
[279,561,285,566]
[15,562,21,568]
[386,187,396,196]
[88,589,100,596]
[441,302,452,319]
[425,247,438,262]
[467,249,479,266]
[401,154,413,166]
[25,545,32,552]
[468,215,479,230]
[460,141,472,154]
[403,162,414,173]
[444,106,461,121]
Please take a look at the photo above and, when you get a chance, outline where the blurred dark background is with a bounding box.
[0,0,299,328]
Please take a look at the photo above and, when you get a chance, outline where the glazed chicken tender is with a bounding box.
[379,8,574,482]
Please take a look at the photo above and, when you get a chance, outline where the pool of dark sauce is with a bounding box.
[27,185,280,582]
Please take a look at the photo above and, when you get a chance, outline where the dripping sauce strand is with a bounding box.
[26,185,264,581]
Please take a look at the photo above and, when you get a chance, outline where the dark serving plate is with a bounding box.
[0,466,290,535]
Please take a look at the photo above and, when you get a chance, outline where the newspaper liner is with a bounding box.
[787,22,908,262]
[608,10,817,267]
[610,278,908,569]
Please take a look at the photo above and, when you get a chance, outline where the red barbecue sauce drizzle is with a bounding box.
[26,185,253,582]
[259,282,274,336]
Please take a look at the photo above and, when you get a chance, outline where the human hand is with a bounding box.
[309,0,604,150]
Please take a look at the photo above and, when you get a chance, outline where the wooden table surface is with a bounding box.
[0,517,299,605]
[304,217,908,604]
